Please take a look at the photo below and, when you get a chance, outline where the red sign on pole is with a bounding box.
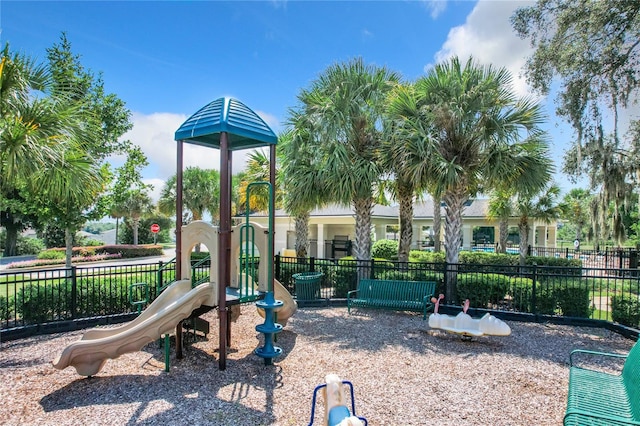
[150,223,160,233]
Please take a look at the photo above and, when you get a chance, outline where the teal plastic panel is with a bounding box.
[175,97,277,150]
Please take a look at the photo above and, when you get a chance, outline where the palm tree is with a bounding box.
[0,44,99,256]
[237,149,284,214]
[513,184,562,265]
[120,189,154,245]
[1,44,101,190]
[488,143,554,255]
[158,167,220,223]
[401,56,552,301]
[108,145,150,245]
[43,153,107,266]
[297,57,400,261]
[431,190,443,252]
[108,203,125,245]
[281,113,327,258]
[559,188,592,242]
[487,189,515,254]
[383,82,430,263]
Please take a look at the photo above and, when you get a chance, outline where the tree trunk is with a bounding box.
[443,191,467,304]
[132,217,140,245]
[3,223,19,257]
[433,194,442,252]
[353,197,373,261]
[575,222,582,241]
[294,211,310,258]
[497,217,509,253]
[193,211,202,252]
[518,220,530,266]
[397,185,414,263]
[65,228,73,267]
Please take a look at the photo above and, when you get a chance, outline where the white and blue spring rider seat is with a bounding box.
[308,374,367,426]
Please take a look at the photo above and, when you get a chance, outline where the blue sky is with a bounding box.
[2,0,580,200]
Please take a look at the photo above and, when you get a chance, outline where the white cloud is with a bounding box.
[432,0,535,97]
[142,178,165,204]
[269,0,287,10]
[114,110,280,200]
[254,109,282,134]
[424,0,447,19]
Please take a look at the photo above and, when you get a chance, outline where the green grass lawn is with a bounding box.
[591,308,612,321]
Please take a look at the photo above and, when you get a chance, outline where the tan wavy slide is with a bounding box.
[52,279,215,377]
[256,279,298,326]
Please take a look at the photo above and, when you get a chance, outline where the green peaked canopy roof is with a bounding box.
[174,97,277,150]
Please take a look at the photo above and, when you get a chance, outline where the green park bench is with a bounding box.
[564,339,640,425]
[347,279,436,320]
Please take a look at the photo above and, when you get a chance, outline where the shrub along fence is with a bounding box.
[471,244,639,270]
[1,255,639,341]
[276,255,640,336]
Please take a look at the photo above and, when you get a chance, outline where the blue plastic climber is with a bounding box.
[254,292,283,364]
[246,181,284,365]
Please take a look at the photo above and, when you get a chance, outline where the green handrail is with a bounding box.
[191,255,211,287]
[156,257,177,296]
[239,222,261,302]
[129,282,149,314]
[245,182,274,296]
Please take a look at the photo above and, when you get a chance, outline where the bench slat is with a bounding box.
[347,279,436,320]
[564,340,640,425]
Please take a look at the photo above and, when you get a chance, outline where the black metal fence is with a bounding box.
[276,255,640,331]
[2,254,639,340]
[0,259,210,338]
[469,244,639,270]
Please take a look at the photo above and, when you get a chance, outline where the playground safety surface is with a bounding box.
[0,306,633,426]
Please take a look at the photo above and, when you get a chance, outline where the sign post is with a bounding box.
[150,223,160,244]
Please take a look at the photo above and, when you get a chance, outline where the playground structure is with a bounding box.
[53,220,296,376]
[54,97,289,375]
[308,374,368,426]
[428,294,511,338]
[232,213,297,326]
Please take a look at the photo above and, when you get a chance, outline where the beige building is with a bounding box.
[251,198,558,258]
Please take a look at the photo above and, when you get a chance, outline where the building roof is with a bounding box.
[262,198,491,219]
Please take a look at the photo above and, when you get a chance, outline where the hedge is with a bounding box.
[40,244,164,259]
[612,295,640,328]
[372,239,398,260]
[455,273,510,308]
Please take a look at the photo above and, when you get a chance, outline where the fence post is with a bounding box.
[274,254,281,281]
[443,260,450,303]
[531,264,537,318]
[70,266,77,320]
[630,251,639,275]
[618,249,623,270]
[157,260,164,297]
[153,260,164,299]
[371,258,375,279]
[310,256,315,273]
